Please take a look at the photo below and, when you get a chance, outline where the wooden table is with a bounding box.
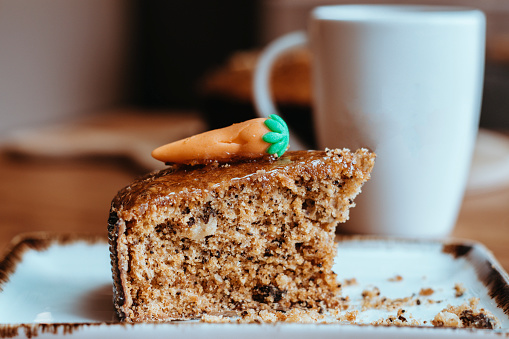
[0,118,508,273]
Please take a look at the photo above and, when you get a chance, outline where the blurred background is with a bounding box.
[0,0,508,270]
[1,0,508,134]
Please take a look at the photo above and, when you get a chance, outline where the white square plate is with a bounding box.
[0,234,507,338]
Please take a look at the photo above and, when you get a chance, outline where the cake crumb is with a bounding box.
[454,283,466,298]
[201,314,231,323]
[232,307,362,324]
[388,275,403,282]
[419,288,434,296]
[237,309,326,323]
[362,287,380,299]
[426,299,442,304]
[283,309,324,323]
[431,299,500,329]
[329,309,358,323]
[432,311,461,327]
[257,310,280,323]
[361,287,418,311]
[342,310,359,323]
[372,309,421,327]
[470,297,479,308]
[343,278,358,286]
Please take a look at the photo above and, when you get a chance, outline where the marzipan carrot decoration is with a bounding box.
[152,114,290,165]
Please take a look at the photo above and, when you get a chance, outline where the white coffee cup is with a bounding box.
[254,5,486,237]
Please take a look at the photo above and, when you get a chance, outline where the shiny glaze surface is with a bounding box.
[112,150,372,212]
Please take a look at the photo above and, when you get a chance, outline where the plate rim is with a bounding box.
[0,232,508,336]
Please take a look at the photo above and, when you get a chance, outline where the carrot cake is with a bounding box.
[107,116,375,322]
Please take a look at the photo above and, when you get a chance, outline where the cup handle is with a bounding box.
[253,31,309,150]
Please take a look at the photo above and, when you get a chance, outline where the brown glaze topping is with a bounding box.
[112,149,374,214]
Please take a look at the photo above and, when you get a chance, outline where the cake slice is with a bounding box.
[108,148,374,322]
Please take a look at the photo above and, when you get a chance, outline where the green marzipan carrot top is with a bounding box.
[263,114,290,157]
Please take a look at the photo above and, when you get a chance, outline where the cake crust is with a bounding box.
[108,149,375,322]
